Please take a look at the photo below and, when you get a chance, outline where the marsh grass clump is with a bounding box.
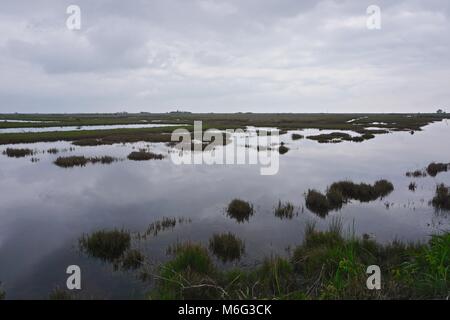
[54,156,88,167]
[79,229,131,262]
[278,145,289,154]
[373,180,395,198]
[127,150,164,161]
[209,233,245,263]
[305,190,330,217]
[293,225,346,275]
[408,182,417,191]
[325,186,345,209]
[54,155,119,167]
[274,201,295,219]
[226,199,254,223]
[406,162,450,178]
[3,148,34,158]
[154,243,219,299]
[305,180,394,216]
[329,180,393,202]
[307,132,375,144]
[89,156,118,164]
[431,184,450,210]
[406,170,426,178]
[361,133,375,140]
[426,162,449,177]
[350,136,364,142]
[291,133,304,140]
[307,132,352,143]
[47,148,59,154]
[150,226,450,299]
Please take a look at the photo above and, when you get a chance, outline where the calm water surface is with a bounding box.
[0,121,449,299]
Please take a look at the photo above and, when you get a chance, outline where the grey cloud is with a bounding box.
[0,0,449,113]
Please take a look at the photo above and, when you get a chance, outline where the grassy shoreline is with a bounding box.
[150,225,449,300]
[0,113,449,145]
[0,125,192,145]
[72,212,449,300]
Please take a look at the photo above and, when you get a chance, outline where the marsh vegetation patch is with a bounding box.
[226,199,254,223]
[291,133,304,140]
[54,155,119,167]
[427,162,450,177]
[305,180,394,216]
[79,229,131,262]
[278,145,289,154]
[306,132,375,144]
[209,233,245,263]
[406,170,427,178]
[431,184,450,211]
[2,148,34,158]
[274,201,296,219]
[150,224,449,299]
[406,161,450,178]
[127,150,165,160]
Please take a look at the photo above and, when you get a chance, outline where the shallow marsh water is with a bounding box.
[0,121,449,298]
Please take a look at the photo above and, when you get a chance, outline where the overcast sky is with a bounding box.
[0,0,449,113]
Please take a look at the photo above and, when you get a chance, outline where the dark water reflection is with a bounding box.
[0,121,449,298]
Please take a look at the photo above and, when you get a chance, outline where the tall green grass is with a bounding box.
[209,233,245,263]
[153,243,218,299]
[54,155,119,168]
[150,224,449,299]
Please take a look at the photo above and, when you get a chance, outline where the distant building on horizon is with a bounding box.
[169,110,192,114]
